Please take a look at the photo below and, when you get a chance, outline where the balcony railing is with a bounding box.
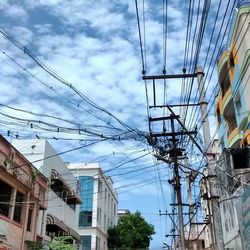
[217,44,229,63]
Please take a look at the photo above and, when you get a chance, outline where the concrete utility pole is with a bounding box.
[186,173,198,250]
[170,115,186,250]
[144,72,205,250]
[196,67,225,250]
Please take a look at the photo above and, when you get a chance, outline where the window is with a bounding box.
[202,240,205,249]
[235,92,241,113]
[97,207,99,222]
[79,211,92,227]
[114,203,116,215]
[104,188,107,204]
[50,179,63,198]
[27,209,33,231]
[13,191,24,223]
[96,237,100,250]
[80,235,91,250]
[99,208,102,223]
[38,186,45,203]
[108,193,110,209]
[229,52,235,67]
[98,180,102,193]
[231,148,250,169]
[0,180,12,217]
[96,237,99,250]
[78,176,94,227]
[216,108,221,123]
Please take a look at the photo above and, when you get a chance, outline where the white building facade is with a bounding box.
[12,139,81,247]
[68,163,118,250]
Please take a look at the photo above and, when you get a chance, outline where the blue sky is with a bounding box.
[0,0,236,248]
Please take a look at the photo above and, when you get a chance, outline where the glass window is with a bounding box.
[80,235,91,250]
[13,191,24,223]
[0,180,12,217]
[78,176,94,227]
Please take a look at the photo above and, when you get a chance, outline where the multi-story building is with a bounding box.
[12,139,81,248]
[216,0,250,150]
[201,1,250,249]
[0,135,48,250]
[68,163,118,250]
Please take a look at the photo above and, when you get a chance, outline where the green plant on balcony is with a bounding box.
[25,240,43,250]
[49,236,77,250]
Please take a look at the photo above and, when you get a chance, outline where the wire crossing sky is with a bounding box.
[0,0,244,248]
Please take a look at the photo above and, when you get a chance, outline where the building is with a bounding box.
[117,208,129,223]
[215,0,250,150]
[12,139,81,248]
[200,1,250,249]
[0,135,48,250]
[68,163,118,250]
[184,225,206,250]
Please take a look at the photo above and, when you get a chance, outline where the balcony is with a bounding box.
[217,44,229,65]
[227,122,240,148]
[222,88,232,115]
[240,129,250,147]
[224,100,241,147]
[217,47,229,73]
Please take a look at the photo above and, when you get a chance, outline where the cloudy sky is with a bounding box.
[0,0,237,248]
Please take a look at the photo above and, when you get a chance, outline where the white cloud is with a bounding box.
[0,2,28,21]
[0,1,228,248]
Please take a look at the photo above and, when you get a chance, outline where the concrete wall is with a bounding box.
[12,139,80,234]
[48,189,78,230]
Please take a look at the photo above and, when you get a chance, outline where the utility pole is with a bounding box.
[196,67,224,250]
[186,173,198,250]
[170,115,186,250]
[144,72,204,250]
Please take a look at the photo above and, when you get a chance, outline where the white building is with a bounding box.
[68,163,118,250]
[12,139,81,247]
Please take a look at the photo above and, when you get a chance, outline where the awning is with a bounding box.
[51,169,82,204]
[67,226,80,241]
[46,213,80,240]
[46,213,68,232]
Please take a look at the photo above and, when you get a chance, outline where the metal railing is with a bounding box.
[216,44,229,63]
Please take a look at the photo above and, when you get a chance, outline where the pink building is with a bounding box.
[0,136,48,250]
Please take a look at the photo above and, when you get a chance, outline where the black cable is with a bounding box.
[135,0,146,75]
[190,8,250,132]
[0,28,141,137]
[186,0,234,130]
